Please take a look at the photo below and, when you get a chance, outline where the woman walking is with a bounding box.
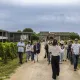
[63,42,68,61]
[49,39,60,80]
[60,41,65,63]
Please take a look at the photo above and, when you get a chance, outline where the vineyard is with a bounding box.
[0,42,18,63]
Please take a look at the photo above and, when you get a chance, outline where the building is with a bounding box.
[39,31,71,41]
[39,31,49,41]
[0,29,33,42]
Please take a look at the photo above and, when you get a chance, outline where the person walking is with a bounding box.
[44,41,49,59]
[17,39,25,64]
[33,42,38,62]
[31,43,34,61]
[63,42,68,61]
[25,42,31,62]
[45,42,51,64]
[49,39,60,80]
[71,39,80,71]
[60,41,65,63]
[36,41,41,62]
[67,41,73,64]
[67,40,72,60]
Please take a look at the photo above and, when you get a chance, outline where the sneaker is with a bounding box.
[44,57,46,59]
[26,60,27,62]
[74,69,77,71]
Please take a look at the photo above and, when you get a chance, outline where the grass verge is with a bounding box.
[0,54,26,80]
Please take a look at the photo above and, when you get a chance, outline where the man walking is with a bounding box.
[67,40,73,64]
[17,39,25,64]
[36,41,41,62]
[44,41,49,58]
[71,39,80,71]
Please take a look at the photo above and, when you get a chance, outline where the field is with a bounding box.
[0,54,26,80]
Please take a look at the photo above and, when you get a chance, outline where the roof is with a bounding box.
[9,32,33,34]
[0,29,8,32]
[40,31,49,33]
[50,32,71,36]
[40,31,49,34]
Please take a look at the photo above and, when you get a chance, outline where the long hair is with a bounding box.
[52,39,58,46]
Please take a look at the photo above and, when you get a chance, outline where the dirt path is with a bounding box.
[7,43,80,80]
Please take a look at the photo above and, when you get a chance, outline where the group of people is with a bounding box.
[17,39,41,64]
[17,38,80,80]
[44,39,80,80]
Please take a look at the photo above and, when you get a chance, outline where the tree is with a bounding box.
[23,28,33,32]
[70,32,79,40]
[17,30,22,32]
[31,33,39,40]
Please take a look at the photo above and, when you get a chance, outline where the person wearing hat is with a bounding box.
[60,41,65,63]
[71,38,80,71]
[17,39,25,64]
[63,42,68,61]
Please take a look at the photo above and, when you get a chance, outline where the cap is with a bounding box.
[60,40,64,44]
[75,38,78,41]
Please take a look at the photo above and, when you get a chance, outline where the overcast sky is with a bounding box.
[0,0,80,34]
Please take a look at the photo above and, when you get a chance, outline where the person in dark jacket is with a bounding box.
[36,41,41,54]
[36,41,41,62]
[67,40,73,64]
[44,43,49,58]
[31,42,37,63]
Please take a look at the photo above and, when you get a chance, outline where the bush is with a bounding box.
[0,42,17,63]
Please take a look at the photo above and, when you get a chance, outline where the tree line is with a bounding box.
[17,28,80,40]
[17,28,39,40]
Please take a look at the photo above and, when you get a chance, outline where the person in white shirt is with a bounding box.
[31,43,36,63]
[17,39,25,64]
[60,41,65,63]
[25,42,31,62]
[49,39,60,80]
[71,38,80,71]
[63,42,68,61]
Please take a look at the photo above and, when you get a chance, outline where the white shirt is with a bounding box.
[26,44,31,52]
[31,45,34,52]
[60,49,65,53]
[71,43,80,55]
[60,46,65,53]
[65,45,68,50]
[49,45,61,56]
[17,42,25,52]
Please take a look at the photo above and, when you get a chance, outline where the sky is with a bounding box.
[0,0,80,34]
